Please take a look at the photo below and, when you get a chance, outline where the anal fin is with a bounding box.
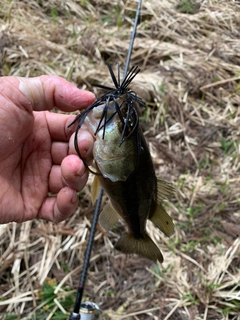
[149,203,174,237]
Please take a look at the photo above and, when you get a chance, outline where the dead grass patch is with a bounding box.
[0,0,240,319]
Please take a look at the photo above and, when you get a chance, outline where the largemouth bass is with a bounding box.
[71,66,174,262]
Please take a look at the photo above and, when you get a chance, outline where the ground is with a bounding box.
[0,0,240,319]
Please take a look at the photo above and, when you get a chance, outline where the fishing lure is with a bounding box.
[70,64,146,173]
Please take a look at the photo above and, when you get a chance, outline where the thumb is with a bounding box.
[0,75,95,112]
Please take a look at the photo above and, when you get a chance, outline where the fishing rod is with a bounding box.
[69,189,103,320]
[123,0,142,80]
[69,1,142,318]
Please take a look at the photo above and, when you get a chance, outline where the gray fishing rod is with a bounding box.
[69,1,142,318]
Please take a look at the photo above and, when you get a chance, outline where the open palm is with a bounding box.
[0,75,95,223]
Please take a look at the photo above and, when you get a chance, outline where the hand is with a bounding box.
[0,75,96,224]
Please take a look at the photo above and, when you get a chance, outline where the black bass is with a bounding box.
[71,66,174,262]
[85,103,173,262]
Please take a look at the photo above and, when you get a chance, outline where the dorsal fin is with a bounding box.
[156,179,175,203]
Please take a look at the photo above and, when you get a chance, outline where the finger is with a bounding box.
[49,156,88,193]
[37,187,78,222]
[1,75,96,113]
[69,129,94,165]
[61,155,88,191]
[44,112,76,142]
[49,165,65,193]
[39,75,96,111]
[51,141,69,165]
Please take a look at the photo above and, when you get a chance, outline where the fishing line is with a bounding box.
[69,1,142,318]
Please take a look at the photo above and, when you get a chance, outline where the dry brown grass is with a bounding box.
[0,0,240,319]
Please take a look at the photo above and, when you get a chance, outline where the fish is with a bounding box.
[71,66,174,263]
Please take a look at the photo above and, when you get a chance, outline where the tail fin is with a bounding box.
[115,233,163,262]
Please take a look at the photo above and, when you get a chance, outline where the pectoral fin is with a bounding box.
[91,176,101,204]
[115,233,163,263]
[149,203,174,237]
[99,203,120,232]
[156,179,175,202]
